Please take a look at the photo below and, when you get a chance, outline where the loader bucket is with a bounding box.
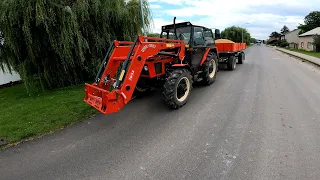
[84,83,120,114]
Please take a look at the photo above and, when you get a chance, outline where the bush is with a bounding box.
[279,39,289,47]
[0,0,152,95]
[313,34,320,52]
[268,40,279,46]
[221,26,252,45]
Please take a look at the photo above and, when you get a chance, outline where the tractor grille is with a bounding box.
[154,62,162,74]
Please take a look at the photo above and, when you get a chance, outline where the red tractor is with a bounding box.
[84,17,221,114]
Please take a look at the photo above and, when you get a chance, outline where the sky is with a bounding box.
[147,0,320,40]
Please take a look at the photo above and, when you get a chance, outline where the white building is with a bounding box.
[0,68,21,85]
[0,33,21,85]
[299,27,320,51]
[285,29,301,49]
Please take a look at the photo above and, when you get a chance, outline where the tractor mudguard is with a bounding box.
[199,48,218,66]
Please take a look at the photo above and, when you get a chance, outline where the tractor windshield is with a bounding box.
[161,26,192,44]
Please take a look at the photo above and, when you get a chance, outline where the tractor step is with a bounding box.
[196,77,203,82]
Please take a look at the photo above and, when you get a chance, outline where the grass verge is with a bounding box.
[0,84,97,148]
[284,48,320,59]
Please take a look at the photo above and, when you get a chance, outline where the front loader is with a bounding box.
[84,17,221,115]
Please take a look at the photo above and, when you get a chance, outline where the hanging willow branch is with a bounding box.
[0,0,152,95]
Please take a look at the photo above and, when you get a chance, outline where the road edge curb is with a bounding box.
[275,48,320,66]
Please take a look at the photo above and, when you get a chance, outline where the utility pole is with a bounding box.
[140,0,147,37]
[241,23,249,43]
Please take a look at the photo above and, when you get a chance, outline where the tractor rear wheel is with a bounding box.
[227,55,236,70]
[200,53,218,85]
[162,69,193,109]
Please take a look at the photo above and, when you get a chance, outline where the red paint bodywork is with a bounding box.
[200,48,211,66]
[84,36,186,114]
[215,42,246,53]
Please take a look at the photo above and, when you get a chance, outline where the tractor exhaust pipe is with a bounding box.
[173,17,178,40]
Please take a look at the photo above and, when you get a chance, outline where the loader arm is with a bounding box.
[84,35,186,114]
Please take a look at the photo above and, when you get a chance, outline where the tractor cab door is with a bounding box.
[190,26,215,67]
[160,26,193,65]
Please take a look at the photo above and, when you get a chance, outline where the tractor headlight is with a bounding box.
[144,65,148,71]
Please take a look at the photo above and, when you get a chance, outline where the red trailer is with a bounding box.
[215,39,246,70]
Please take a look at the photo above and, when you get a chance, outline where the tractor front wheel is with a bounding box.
[162,69,193,109]
[200,53,218,85]
[134,78,151,97]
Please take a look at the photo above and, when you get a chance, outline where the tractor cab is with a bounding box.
[160,21,221,48]
[160,21,220,69]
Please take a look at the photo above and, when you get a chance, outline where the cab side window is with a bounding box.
[161,32,168,39]
[161,32,174,39]
[193,27,205,46]
[193,27,214,47]
[203,29,213,41]
[203,29,214,46]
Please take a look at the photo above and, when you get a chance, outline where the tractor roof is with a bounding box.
[161,21,193,31]
[161,21,211,31]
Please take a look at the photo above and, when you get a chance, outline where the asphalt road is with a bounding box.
[1,45,320,180]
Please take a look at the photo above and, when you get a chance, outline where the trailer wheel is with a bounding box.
[238,52,243,64]
[200,53,218,85]
[162,69,193,109]
[227,55,236,70]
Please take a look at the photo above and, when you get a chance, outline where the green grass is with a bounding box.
[0,84,97,147]
[284,48,320,59]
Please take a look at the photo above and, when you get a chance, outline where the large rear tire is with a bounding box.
[200,53,218,85]
[227,55,236,70]
[162,69,193,109]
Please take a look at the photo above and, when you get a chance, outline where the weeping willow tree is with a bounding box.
[0,0,152,95]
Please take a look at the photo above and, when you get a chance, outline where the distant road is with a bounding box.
[1,45,320,180]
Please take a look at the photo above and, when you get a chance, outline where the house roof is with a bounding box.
[282,29,301,36]
[290,29,300,32]
[282,29,301,37]
[299,27,320,37]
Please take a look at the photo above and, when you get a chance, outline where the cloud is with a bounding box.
[246,4,311,17]
[151,18,187,34]
[148,0,184,5]
[148,0,320,40]
[150,4,162,9]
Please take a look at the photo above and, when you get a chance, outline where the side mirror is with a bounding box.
[215,29,221,39]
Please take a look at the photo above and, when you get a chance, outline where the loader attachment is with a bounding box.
[84,35,186,114]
